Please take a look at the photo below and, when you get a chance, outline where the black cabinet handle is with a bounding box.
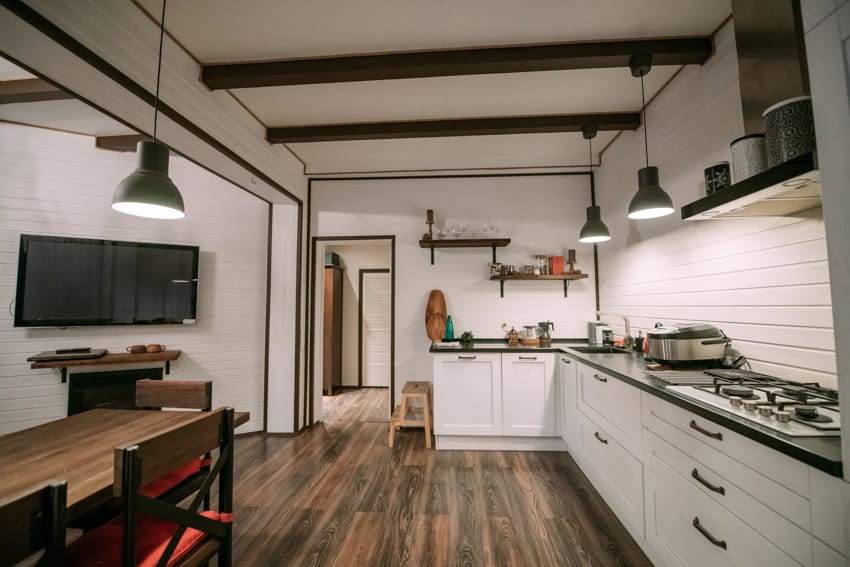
[518,356,537,360]
[689,420,723,441]
[593,374,607,383]
[594,431,608,444]
[457,355,477,360]
[692,468,726,495]
[561,359,571,364]
[693,517,727,550]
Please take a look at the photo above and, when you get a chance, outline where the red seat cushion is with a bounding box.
[66,510,227,567]
[139,458,208,499]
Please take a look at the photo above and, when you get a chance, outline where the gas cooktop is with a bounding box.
[646,368,841,437]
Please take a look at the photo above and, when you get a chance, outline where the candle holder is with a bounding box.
[423,209,435,240]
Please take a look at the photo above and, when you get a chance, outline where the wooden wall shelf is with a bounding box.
[30,350,181,382]
[490,273,588,297]
[419,237,510,265]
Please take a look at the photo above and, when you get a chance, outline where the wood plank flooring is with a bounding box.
[231,387,653,566]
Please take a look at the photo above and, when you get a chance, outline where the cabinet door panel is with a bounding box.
[502,354,555,437]
[433,354,502,435]
[559,355,580,453]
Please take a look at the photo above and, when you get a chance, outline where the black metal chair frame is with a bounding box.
[0,480,67,567]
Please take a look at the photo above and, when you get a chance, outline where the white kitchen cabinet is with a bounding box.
[501,353,555,436]
[577,361,643,457]
[558,354,580,453]
[579,412,645,537]
[645,459,803,567]
[433,353,502,436]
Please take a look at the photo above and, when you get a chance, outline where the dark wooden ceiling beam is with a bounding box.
[95,134,150,152]
[203,37,713,89]
[0,78,75,104]
[267,112,640,143]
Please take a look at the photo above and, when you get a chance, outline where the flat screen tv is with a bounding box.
[14,234,199,327]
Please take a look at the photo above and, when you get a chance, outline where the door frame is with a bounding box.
[308,235,396,421]
[358,268,392,388]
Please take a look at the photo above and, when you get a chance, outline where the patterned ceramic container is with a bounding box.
[730,133,768,183]
[763,96,815,167]
[704,162,731,194]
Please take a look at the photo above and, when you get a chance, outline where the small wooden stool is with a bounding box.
[389,381,433,448]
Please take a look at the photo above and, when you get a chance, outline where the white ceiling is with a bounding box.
[3,1,732,175]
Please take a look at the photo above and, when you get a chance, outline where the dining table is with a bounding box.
[0,408,249,520]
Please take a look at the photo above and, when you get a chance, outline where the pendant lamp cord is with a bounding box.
[588,134,596,205]
[152,0,167,143]
[640,73,649,167]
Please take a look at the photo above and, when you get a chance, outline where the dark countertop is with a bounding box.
[430,340,843,477]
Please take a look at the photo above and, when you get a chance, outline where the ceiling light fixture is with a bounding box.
[111,0,184,220]
[627,54,674,220]
[578,125,610,243]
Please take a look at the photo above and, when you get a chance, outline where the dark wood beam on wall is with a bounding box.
[0,78,74,104]
[95,134,150,152]
[203,37,714,89]
[268,112,641,143]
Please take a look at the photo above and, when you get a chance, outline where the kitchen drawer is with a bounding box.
[642,393,810,498]
[579,412,644,538]
[646,454,806,567]
[643,397,811,531]
[646,429,812,565]
[577,362,642,456]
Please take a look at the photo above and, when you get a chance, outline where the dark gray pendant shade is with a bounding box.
[579,204,611,243]
[112,0,184,220]
[626,54,674,220]
[112,141,185,219]
[627,166,674,219]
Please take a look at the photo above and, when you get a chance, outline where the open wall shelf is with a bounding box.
[490,273,588,298]
[419,237,510,265]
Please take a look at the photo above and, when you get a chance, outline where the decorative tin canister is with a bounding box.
[704,162,731,194]
[763,96,815,167]
[730,133,768,183]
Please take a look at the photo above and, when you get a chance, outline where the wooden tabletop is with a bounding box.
[0,409,248,519]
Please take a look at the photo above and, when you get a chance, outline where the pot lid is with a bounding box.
[647,323,724,340]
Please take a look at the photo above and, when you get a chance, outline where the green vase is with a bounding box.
[444,315,454,341]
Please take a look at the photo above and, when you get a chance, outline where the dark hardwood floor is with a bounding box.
[231,387,653,566]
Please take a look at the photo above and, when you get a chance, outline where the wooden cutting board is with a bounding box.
[425,290,447,342]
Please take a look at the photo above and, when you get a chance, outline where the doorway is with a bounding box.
[359,269,391,388]
[310,237,395,423]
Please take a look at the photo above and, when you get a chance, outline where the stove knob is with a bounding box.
[729,396,743,407]
[775,411,791,423]
[743,400,758,412]
[758,406,775,418]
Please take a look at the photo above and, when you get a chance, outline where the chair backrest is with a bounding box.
[0,480,66,567]
[113,408,234,567]
[135,379,212,411]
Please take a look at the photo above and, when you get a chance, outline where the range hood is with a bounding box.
[681,153,821,220]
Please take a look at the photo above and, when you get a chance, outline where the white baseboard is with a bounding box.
[435,435,568,451]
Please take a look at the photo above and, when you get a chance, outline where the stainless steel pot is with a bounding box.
[646,323,731,363]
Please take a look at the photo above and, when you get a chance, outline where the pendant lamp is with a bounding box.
[112,0,185,220]
[578,125,610,243]
[627,54,673,220]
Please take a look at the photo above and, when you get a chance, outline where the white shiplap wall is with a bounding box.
[595,21,837,388]
[0,122,268,433]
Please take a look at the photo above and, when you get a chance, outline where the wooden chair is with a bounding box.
[65,407,235,567]
[135,380,213,505]
[0,480,67,567]
[135,379,212,412]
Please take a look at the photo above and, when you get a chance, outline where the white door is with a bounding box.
[361,271,390,387]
